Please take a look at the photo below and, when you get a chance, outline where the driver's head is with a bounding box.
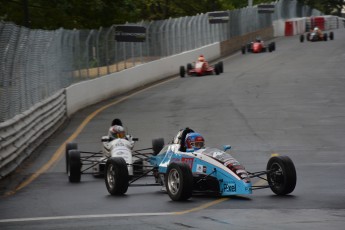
[255,36,261,42]
[110,125,126,139]
[185,133,205,151]
[314,27,319,31]
[198,55,205,62]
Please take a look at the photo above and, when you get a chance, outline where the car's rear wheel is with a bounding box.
[300,34,304,43]
[267,156,296,195]
[165,162,193,201]
[323,33,328,41]
[179,66,185,78]
[66,142,78,174]
[68,150,81,183]
[214,64,220,75]
[218,61,223,73]
[152,138,164,155]
[187,63,193,73]
[329,31,334,40]
[105,157,129,195]
[241,45,246,54]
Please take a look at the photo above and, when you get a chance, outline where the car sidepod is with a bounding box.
[156,146,252,196]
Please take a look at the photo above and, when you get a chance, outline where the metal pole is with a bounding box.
[248,0,253,7]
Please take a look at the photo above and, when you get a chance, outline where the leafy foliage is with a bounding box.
[1,0,335,30]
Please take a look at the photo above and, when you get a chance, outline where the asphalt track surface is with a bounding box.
[1,29,345,230]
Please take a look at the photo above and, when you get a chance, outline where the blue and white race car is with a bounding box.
[104,128,297,201]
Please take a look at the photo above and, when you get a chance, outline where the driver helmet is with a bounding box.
[255,36,261,42]
[314,27,319,31]
[185,132,205,151]
[198,55,205,62]
[109,125,126,139]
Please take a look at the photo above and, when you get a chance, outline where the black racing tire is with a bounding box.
[267,156,296,195]
[271,42,276,51]
[323,33,328,41]
[214,64,220,75]
[241,45,246,54]
[152,138,164,155]
[218,61,223,73]
[68,150,81,183]
[179,66,185,78]
[66,142,78,174]
[329,31,334,40]
[165,162,193,201]
[300,34,304,43]
[105,157,129,195]
[187,63,193,72]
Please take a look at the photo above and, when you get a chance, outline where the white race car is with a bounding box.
[65,120,155,182]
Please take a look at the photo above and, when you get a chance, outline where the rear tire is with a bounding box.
[179,66,185,78]
[329,31,334,40]
[68,150,81,183]
[241,46,246,54]
[66,143,78,174]
[105,157,129,195]
[300,34,304,43]
[152,138,165,155]
[165,162,193,201]
[218,61,223,73]
[214,64,220,75]
[267,156,296,195]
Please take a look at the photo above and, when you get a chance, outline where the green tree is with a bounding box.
[297,0,344,15]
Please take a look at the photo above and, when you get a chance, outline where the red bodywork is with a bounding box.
[252,42,264,53]
[188,61,214,76]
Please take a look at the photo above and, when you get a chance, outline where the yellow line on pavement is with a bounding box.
[5,77,177,196]
[173,198,229,215]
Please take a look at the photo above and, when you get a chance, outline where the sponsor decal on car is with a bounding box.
[223,183,236,192]
[181,157,194,169]
[196,164,207,173]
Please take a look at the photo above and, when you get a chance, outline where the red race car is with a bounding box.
[241,37,276,54]
[179,55,223,77]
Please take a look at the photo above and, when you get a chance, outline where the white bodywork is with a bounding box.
[93,136,136,176]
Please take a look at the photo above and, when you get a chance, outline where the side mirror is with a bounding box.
[223,145,231,151]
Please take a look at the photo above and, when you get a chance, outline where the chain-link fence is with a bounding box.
[0,0,321,122]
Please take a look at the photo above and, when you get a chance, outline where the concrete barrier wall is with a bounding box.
[66,43,221,116]
[220,27,274,57]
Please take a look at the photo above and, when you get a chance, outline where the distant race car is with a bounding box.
[241,38,276,54]
[65,119,150,182]
[299,30,334,42]
[103,128,297,201]
[179,60,223,77]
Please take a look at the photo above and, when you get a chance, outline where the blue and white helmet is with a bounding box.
[185,132,205,151]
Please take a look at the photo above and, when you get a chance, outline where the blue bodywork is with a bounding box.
[149,144,252,196]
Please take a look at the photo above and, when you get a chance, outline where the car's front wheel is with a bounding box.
[165,162,193,201]
[267,156,296,195]
[105,157,129,195]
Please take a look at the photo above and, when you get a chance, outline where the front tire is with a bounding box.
[165,162,193,201]
[267,156,296,195]
[105,157,129,195]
